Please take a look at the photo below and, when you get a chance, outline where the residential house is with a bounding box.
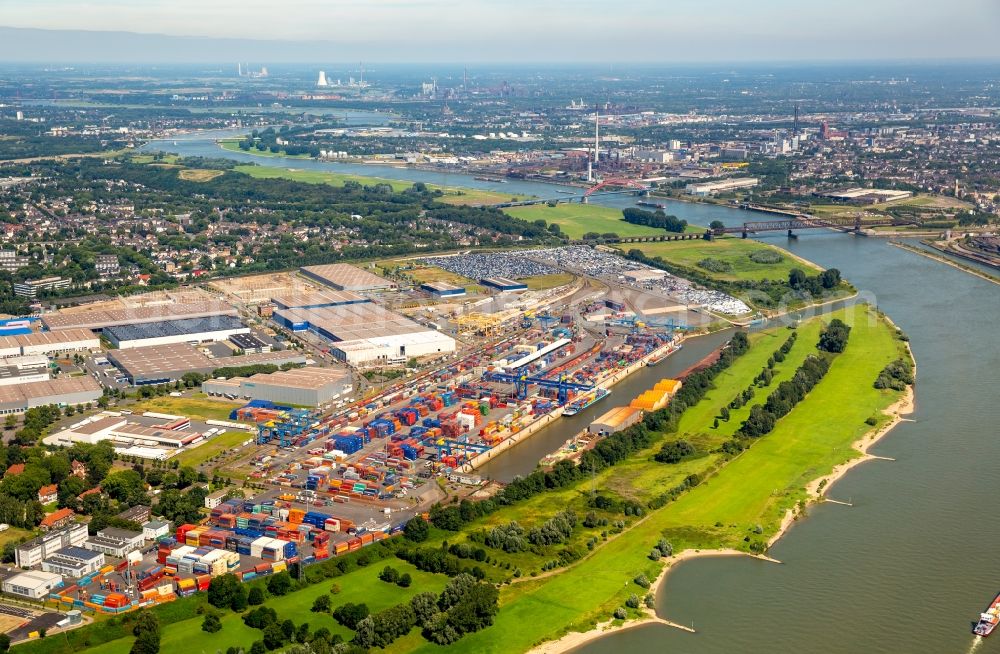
[38,484,58,504]
[39,507,76,532]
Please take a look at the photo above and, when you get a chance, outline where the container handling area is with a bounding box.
[8,248,721,622]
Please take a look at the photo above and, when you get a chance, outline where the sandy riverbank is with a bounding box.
[526,345,916,654]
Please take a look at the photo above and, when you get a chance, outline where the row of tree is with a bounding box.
[622,208,689,233]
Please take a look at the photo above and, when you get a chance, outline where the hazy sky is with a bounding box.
[1,0,999,62]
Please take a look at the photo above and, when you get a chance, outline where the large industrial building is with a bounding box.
[0,328,99,357]
[421,282,466,298]
[106,342,308,385]
[204,367,352,407]
[273,303,455,366]
[271,289,371,310]
[106,343,215,385]
[685,177,759,196]
[0,355,49,386]
[481,277,528,292]
[813,187,913,204]
[104,315,250,349]
[299,263,396,292]
[47,415,203,449]
[0,376,102,415]
[41,301,238,332]
[2,570,64,599]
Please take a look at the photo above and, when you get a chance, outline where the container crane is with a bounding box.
[483,370,594,403]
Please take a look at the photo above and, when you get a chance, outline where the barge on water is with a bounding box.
[562,387,610,416]
[974,592,1000,636]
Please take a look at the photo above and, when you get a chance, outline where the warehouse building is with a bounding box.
[41,301,238,332]
[271,289,371,310]
[685,177,759,196]
[589,406,644,436]
[481,277,528,292]
[299,263,396,292]
[0,376,102,415]
[228,333,272,354]
[420,281,467,298]
[85,528,145,558]
[0,328,100,357]
[104,315,250,349]
[106,343,215,385]
[812,187,913,204]
[2,571,63,599]
[47,415,203,449]
[273,303,455,366]
[42,546,106,577]
[0,355,50,387]
[107,343,309,385]
[231,350,308,368]
[16,523,89,568]
[204,367,352,407]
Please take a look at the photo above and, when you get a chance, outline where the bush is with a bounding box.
[267,572,293,596]
[654,439,695,464]
[201,613,222,633]
[626,594,641,609]
[311,594,331,613]
[403,517,429,543]
[697,258,732,273]
[818,318,851,353]
[332,603,370,630]
[247,586,265,606]
[633,573,651,588]
[748,249,783,264]
[874,358,913,390]
[378,566,400,584]
[614,607,627,620]
[398,573,412,588]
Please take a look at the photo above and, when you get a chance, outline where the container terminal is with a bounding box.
[11,249,732,621]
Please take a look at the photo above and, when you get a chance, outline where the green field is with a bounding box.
[629,237,821,282]
[0,525,34,549]
[83,561,448,654]
[231,164,528,206]
[504,204,701,240]
[522,272,575,290]
[171,430,252,468]
[128,394,244,422]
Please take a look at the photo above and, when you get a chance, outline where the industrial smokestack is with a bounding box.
[594,110,600,165]
[317,71,328,87]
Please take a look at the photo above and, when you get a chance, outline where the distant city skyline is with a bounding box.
[1,0,999,63]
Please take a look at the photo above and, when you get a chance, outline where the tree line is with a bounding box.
[622,208,688,233]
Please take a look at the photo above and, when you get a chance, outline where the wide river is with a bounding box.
[149,132,1000,653]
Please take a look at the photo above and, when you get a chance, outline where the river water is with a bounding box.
[149,133,1000,653]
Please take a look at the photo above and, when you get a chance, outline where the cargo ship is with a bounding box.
[974,592,1000,636]
[646,341,682,367]
[562,388,610,416]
